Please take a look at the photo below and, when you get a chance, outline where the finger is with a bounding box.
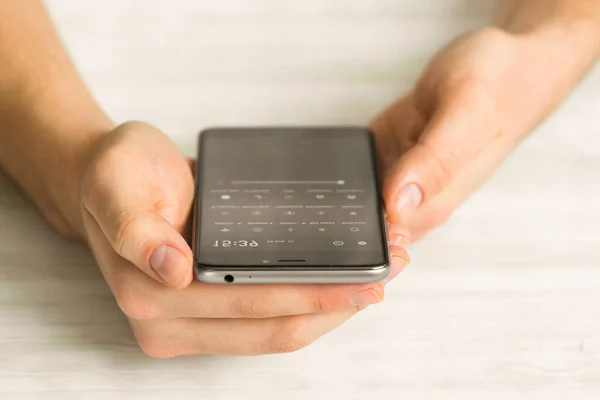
[144,256,408,319]
[84,182,193,289]
[386,219,411,247]
[383,245,411,285]
[383,85,505,225]
[82,123,195,288]
[90,223,401,321]
[119,273,390,319]
[370,92,425,181]
[84,187,403,321]
[388,245,410,268]
[100,238,408,320]
[130,306,360,357]
[182,158,196,245]
[83,201,194,292]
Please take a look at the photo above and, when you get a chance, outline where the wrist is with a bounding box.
[1,104,115,240]
[497,3,600,61]
[517,26,599,106]
[0,0,118,239]
[489,20,599,136]
[43,119,114,240]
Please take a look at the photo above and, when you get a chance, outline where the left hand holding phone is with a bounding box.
[77,122,408,357]
[372,27,599,243]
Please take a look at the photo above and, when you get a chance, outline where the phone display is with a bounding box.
[193,127,389,281]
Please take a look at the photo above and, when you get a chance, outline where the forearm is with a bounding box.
[0,0,114,237]
[490,0,600,135]
[497,0,600,36]
[496,0,600,65]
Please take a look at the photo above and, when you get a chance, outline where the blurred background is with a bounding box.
[0,0,598,398]
[47,0,497,150]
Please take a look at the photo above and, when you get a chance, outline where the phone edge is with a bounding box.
[194,262,391,284]
[192,127,391,284]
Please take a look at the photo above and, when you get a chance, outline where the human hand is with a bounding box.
[372,27,593,242]
[78,122,408,357]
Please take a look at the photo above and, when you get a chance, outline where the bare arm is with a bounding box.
[497,0,600,39]
[375,0,600,240]
[494,0,600,128]
[0,0,113,236]
[496,0,600,67]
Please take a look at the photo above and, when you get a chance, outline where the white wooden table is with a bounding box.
[1,1,599,398]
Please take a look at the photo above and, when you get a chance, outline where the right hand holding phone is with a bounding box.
[78,122,408,357]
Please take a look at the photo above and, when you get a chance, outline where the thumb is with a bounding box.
[81,125,195,289]
[84,200,194,288]
[383,90,497,224]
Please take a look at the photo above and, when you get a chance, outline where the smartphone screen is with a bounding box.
[195,127,388,268]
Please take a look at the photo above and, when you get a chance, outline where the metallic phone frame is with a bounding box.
[192,127,390,284]
[194,263,390,284]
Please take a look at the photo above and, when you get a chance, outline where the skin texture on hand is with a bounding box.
[79,121,409,357]
[372,25,600,243]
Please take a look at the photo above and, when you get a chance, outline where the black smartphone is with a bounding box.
[193,127,390,284]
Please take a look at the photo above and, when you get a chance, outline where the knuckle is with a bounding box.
[267,320,310,354]
[430,149,456,188]
[79,161,102,207]
[310,288,331,314]
[112,212,155,264]
[116,120,156,134]
[113,212,138,256]
[416,142,456,194]
[113,278,165,320]
[80,146,121,202]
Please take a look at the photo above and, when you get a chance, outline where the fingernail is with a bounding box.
[149,245,188,287]
[351,288,383,307]
[396,183,423,221]
[389,235,410,247]
[383,256,410,285]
